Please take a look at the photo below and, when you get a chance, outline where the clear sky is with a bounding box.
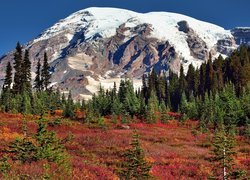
[0,0,250,56]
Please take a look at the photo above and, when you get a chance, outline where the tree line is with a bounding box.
[0,43,250,135]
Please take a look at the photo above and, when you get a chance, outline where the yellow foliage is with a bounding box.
[0,126,22,141]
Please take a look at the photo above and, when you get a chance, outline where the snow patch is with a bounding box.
[49,82,58,88]
[68,53,93,71]
[85,76,142,97]
[65,33,74,41]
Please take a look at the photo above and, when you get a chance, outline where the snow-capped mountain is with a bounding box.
[0,7,237,99]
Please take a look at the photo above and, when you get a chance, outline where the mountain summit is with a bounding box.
[0,7,237,99]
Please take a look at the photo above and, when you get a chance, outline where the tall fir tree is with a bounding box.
[205,57,214,98]
[13,42,23,94]
[142,74,149,104]
[3,62,13,91]
[186,63,196,100]
[198,63,206,101]
[179,64,187,95]
[34,59,42,91]
[63,91,75,118]
[1,62,13,112]
[148,68,157,95]
[21,50,32,94]
[41,52,51,90]
[212,128,236,179]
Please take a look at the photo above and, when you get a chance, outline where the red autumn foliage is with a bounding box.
[0,112,249,179]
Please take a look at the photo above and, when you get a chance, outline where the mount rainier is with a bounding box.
[0,7,238,99]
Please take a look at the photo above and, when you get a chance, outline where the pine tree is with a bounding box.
[81,98,86,111]
[63,91,75,118]
[239,45,249,66]
[118,80,126,103]
[205,58,214,98]
[3,62,12,91]
[138,95,146,118]
[148,68,157,95]
[111,82,117,102]
[179,64,187,95]
[41,52,51,90]
[214,55,224,91]
[21,50,32,94]
[20,92,32,114]
[186,63,196,100]
[157,76,166,102]
[146,91,158,123]
[34,59,42,91]
[1,62,13,112]
[123,80,139,117]
[159,101,170,124]
[198,63,206,101]
[142,74,149,104]
[120,133,151,179]
[212,128,236,180]
[13,42,23,94]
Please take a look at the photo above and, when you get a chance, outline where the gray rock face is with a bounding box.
[177,21,190,33]
[216,38,236,55]
[178,21,209,60]
[231,27,250,46]
[0,7,237,99]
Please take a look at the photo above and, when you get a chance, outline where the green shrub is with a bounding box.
[0,155,11,174]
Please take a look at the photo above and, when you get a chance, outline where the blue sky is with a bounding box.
[0,0,250,56]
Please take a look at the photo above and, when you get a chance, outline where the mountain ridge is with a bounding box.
[0,7,242,99]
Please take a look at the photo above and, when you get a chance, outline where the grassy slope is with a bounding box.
[0,112,249,179]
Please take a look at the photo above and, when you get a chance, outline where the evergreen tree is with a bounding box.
[21,50,32,94]
[157,76,166,102]
[198,63,206,101]
[212,128,236,179]
[34,59,42,91]
[123,80,140,117]
[214,55,224,91]
[168,70,181,111]
[63,91,75,118]
[148,68,157,95]
[3,62,12,91]
[138,95,146,118]
[118,80,126,103]
[1,62,13,112]
[120,133,151,179]
[186,63,196,99]
[205,58,214,98]
[111,82,117,102]
[81,98,86,112]
[111,98,122,115]
[179,64,187,95]
[142,74,149,103]
[239,45,249,66]
[146,91,158,123]
[41,52,51,90]
[20,92,32,114]
[159,101,170,124]
[13,42,23,94]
